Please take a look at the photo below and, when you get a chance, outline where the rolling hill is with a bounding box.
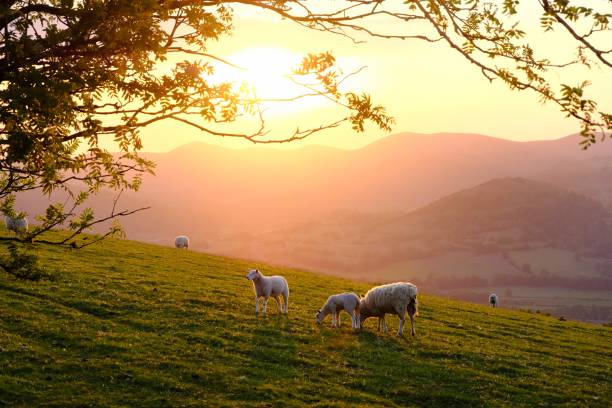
[228,177,612,271]
[0,230,610,407]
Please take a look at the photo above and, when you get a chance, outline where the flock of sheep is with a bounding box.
[244,268,500,335]
[1,223,500,328]
[174,234,500,331]
[246,268,419,336]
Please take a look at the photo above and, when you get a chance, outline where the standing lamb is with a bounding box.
[175,235,189,249]
[315,292,360,329]
[489,293,498,308]
[359,282,418,336]
[4,216,28,238]
[246,269,289,315]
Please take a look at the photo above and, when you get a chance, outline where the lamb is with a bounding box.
[489,293,498,308]
[315,292,360,329]
[359,282,418,336]
[4,216,28,238]
[174,235,189,249]
[246,269,289,315]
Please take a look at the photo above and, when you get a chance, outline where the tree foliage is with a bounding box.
[0,0,610,245]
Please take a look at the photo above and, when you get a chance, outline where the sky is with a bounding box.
[137,1,612,152]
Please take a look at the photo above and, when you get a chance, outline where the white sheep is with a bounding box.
[359,282,418,336]
[246,269,289,315]
[315,292,360,329]
[4,216,28,238]
[175,235,189,249]
[489,293,498,308]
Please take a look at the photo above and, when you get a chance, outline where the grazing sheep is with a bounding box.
[246,269,289,315]
[4,216,28,238]
[315,292,360,329]
[359,282,418,336]
[174,235,189,249]
[489,293,498,308]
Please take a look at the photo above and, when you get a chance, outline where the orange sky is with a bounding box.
[136,2,612,152]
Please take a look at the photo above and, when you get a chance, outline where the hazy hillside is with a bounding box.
[16,132,612,248]
[229,177,612,267]
[1,230,610,407]
[396,177,612,254]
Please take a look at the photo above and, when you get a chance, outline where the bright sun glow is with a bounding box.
[210,47,330,114]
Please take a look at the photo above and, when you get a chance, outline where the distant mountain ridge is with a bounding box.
[18,131,612,246]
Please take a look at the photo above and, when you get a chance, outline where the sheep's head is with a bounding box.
[246,269,261,280]
[315,309,324,324]
[358,303,372,328]
[408,296,418,317]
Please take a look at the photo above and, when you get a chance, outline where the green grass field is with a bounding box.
[1,231,611,407]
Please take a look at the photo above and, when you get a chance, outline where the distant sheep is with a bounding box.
[4,216,28,238]
[359,282,418,336]
[174,235,189,249]
[315,292,360,329]
[489,293,498,308]
[246,269,289,315]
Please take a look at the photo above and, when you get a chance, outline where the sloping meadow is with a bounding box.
[0,230,610,407]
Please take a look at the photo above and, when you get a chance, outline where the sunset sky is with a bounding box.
[139,2,612,152]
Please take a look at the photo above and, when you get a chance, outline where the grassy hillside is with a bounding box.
[1,231,611,407]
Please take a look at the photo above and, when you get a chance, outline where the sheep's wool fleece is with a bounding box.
[362,282,417,310]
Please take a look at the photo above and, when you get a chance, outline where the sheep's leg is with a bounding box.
[262,296,269,316]
[254,296,260,315]
[396,307,407,336]
[337,312,341,327]
[282,291,289,314]
[273,296,282,314]
[349,311,357,329]
[331,313,337,328]
[397,314,405,336]
[382,316,389,333]
[409,313,416,336]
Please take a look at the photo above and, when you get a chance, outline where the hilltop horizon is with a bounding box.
[138,130,590,154]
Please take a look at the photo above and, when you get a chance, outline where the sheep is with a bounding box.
[315,292,360,329]
[246,269,289,315]
[359,282,418,336]
[489,293,498,308]
[4,216,28,238]
[175,235,189,249]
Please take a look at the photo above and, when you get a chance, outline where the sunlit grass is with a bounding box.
[0,229,610,407]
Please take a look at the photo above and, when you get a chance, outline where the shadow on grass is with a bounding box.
[335,329,488,408]
[227,314,301,404]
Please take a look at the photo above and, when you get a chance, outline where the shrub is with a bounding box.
[0,244,54,281]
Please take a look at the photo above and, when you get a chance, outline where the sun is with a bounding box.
[210,47,327,113]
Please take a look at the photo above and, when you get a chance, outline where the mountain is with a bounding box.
[395,177,612,254]
[1,229,610,406]
[239,177,612,271]
[18,132,612,245]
